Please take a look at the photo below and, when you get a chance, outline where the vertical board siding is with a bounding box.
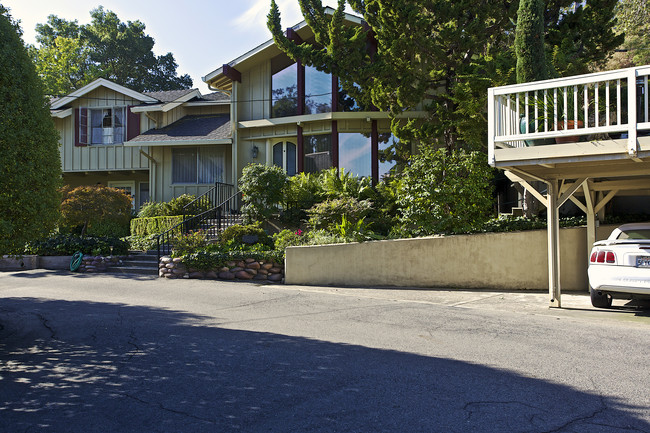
[59,87,149,172]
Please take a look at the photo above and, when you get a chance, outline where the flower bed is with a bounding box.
[159,256,284,282]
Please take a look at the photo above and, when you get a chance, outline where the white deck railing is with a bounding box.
[488,65,650,165]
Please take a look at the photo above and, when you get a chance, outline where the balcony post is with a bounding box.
[627,69,638,157]
[488,87,496,166]
[547,179,561,308]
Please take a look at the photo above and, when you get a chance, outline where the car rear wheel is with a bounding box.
[590,287,613,308]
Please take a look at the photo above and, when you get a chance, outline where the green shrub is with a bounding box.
[273,229,305,251]
[125,234,158,252]
[59,185,132,236]
[303,229,347,246]
[86,219,130,238]
[307,197,373,231]
[137,194,207,218]
[319,168,374,200]
[171,230,209,257]
[25,234,128,256]
[396,147,494,236]
[220,223,272,248]
[181,249,284,271]
[138,201,168,218]
[239,163,287,223]
[130,216,185,237]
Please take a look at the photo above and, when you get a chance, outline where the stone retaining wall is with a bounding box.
[77,255,124,273]
[159,256,284,282]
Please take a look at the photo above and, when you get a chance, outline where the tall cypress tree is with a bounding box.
[515,0,548,83]
[0,5,62,254]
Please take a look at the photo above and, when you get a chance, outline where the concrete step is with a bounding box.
[106,252,159,276]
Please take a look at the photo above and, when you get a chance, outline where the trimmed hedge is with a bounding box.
[25,234,129,256]
[130,216,184,237]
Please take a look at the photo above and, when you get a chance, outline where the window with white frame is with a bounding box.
[79,107,126,145]
[172,147,224,184]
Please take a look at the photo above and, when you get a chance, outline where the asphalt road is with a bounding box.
[1,270,649,432]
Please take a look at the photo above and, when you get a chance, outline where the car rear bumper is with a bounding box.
[588,265,650,296]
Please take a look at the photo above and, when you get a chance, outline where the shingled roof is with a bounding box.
[144,88,197,103]
[128,114,231,143]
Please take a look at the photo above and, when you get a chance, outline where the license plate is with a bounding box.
[637,256,650,267]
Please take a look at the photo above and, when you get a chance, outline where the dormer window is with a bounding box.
[78,107,126,145]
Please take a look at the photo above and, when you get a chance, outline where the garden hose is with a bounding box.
[70,251,83,272]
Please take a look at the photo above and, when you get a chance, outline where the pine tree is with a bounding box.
[0,6,62,254]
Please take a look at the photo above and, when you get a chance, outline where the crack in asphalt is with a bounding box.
[539,405,609,433]
[124,393,217,425]
[34,313,58,340]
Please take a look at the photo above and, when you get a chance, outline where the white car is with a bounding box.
[588,223,650,308]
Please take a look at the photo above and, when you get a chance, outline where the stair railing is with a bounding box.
[156,189,242,265]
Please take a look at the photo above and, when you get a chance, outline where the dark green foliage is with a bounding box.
[396,147,494,236]
[219,223,273,248]
[0,7,62,254]
[268,0,622,155]
[612,0,650,67]
[171,230,208,258]
[307,197,372,231]
[25,234,128,256]
[59,185,132,237]
[239,164,287,223]
[130,216,185,237]
[515,0,548,83]
[181,249,284,272]
[30,7,192,95]
[86,219,129,238]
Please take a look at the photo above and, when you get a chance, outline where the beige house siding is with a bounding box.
[149,145,233,203]
[57,87,150,173]
[238,58,272,122]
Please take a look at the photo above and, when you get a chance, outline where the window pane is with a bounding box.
[273,143,283,168]
[197,147,224,184]
[305,66,331,114]
[272,63,298,118]
[172,148,197,183]
[139,182,150,208]
[378,132,397,180]
[113,107,125,144]
[304,134,332,173]
[339,133,371,178]
[91,109,103,144]
[286,142,296,176]
[338,81,364,112]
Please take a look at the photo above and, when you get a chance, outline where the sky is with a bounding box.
[2,0,347,93]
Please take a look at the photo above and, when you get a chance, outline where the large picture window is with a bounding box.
[272,56,298,118]
[80,107,125,145]
[305,66,332,114]
[172,147,224,184]
[339,133,371,178]
[378,132,397,180]
[303,134,332,173]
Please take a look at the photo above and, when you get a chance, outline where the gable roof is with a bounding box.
[144,88,198,103]
[50,78,159,110]
[202,7,364,90]
[125,114,231,146]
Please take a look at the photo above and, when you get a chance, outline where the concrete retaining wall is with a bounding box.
[0,255,73,271]
[285,225,617,291]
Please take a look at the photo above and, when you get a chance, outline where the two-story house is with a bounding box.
[50,9,421,212]
[50,78,230,210]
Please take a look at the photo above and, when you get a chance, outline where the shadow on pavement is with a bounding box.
[5,270,157,281]
[0,298,647,433]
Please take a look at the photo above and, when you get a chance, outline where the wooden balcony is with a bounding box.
[487,66,650,308]
[488,65,650,180]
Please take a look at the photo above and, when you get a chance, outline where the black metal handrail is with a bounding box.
[157,190,242,265]
[182,182,234,228]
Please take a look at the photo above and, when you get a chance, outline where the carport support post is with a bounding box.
[547,180,561,308]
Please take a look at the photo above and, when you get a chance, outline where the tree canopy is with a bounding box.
[0,5,62,254]
[30,7,192,96]
[268,0,622,156]
[610,0,650,68]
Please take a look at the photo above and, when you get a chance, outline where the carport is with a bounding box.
[488,66,650,307]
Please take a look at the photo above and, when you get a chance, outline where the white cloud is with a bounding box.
[234,0,304,30]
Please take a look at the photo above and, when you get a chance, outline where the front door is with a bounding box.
[271,140,297,176]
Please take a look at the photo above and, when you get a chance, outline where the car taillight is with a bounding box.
[591,249,617,264]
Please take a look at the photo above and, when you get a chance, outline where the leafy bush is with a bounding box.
[182,249,284,271]
[319,168,374,200]
[171,230,208,257]
[138,194,206,218]
[273,229,305,252]
[25,234,128,256]
[59,185,132,236]
[396,147,494,236]
[125,234,158,252]
[86,219,130,238]
[130,216,184,237]
[307,197,373,231]
[219,223,272,248]
[239,163,287,223]
[303,229,347,246]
